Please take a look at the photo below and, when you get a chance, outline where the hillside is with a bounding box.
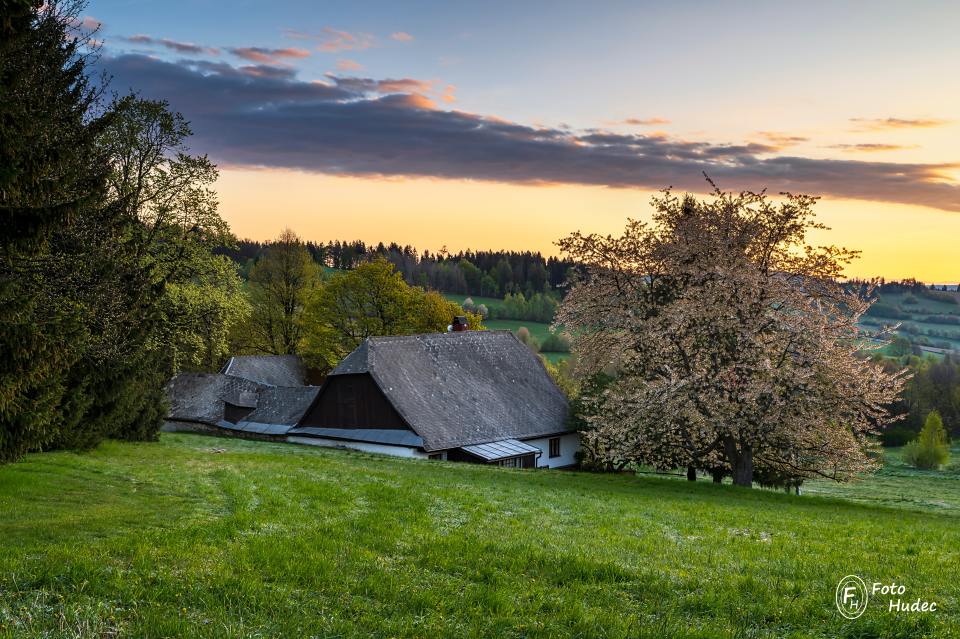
[1,435,957,638]
[859,288,960,354]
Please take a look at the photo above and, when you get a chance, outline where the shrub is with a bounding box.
[903,411,950,469]
[540,331,571,352]
[515,326,540,353]
[903,294,919,305]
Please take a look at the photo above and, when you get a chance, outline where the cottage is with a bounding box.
[291,330,578,468]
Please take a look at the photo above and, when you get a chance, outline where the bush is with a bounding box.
[903,411,951,469]
[515,326,540,353]
[540,331,571,352]
[903,294,919,305]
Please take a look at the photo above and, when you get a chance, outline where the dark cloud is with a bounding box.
[125,34,219,56]
[850,117,950,131]
[100,54,960,212]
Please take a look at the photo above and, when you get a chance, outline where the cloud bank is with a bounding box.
[101,55,960,212]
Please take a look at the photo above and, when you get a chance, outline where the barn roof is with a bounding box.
[221,355,305,387]
[167,373,263,424]
[244,386,321,425]
[323,330,569,451]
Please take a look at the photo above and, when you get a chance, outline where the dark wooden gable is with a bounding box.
[299,373,409,430]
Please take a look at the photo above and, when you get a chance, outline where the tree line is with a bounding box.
[218,239,577,299]
[227,230,482,374]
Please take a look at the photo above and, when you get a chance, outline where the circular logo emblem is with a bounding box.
[836,575,869,619]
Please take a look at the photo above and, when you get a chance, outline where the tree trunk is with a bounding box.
[711,469,724,483]
[724,437,753,487]
[686,466,697,481]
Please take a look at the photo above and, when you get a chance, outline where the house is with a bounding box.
[164,331,579,468]
[290,330,578,468]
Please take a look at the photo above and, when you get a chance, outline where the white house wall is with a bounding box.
[522,432,580,468]
[286,436,427,458]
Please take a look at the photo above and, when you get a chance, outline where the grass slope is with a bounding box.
[1,435,958,638]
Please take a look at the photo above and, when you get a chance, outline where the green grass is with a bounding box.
[805,446,960,513]
[1,435,958,637]
[444,293,508,312]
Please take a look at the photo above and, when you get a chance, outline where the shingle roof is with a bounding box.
[244,386,321,425]
[222,355,306,387]
[325,330,569,451]
[167,373,263,424]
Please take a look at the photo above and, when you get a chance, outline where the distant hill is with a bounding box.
[858,285,960,354]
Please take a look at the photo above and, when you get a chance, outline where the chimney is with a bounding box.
[451,315,468,332]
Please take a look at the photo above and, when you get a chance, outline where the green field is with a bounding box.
[1,435,957,638]
[444,294,570,362]
[859,290,960,352]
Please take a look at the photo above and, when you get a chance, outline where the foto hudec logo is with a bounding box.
[835,576,938,619]
[836,575,869,619]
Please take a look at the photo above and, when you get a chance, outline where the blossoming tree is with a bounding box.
[556,183,906,487]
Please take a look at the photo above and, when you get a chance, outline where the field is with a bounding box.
[444,294,570,362]
[859,290,960,353]
[1,435,958,638]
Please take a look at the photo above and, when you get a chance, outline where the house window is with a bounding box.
[498,457,520,468]
[428,453,443,461]
[549,437,561,458]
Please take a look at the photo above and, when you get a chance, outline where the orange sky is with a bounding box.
[217,168,960,283]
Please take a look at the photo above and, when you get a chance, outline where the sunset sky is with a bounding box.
[84,0,959,281]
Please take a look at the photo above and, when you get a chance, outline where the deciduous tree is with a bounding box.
[557,183,906,487]
[241,229,318,355]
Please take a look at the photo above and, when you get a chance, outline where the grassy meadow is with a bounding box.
[444,293,570,363]
[1,434,958,638]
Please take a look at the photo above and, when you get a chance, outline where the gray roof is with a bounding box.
[222,355,306,387]
[217,420,291,436]
[287,427,424,447]
[326,331,569,451]
[167,373,263,424]
[222,390,258,408]
[244,386,321,425]
[167,370,317,431]
[461,438,541,461]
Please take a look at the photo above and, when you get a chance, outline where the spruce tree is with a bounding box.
[0,1,111,461]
